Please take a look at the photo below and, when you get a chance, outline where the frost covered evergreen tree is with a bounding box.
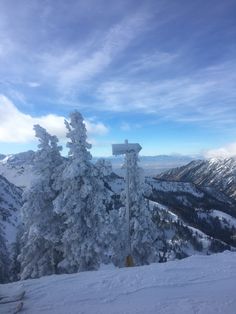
[93,158,123,265]
[0,222,10,283]
[19,125,63,280]
[10,226,23,281]
[122,151,158,265]
[53,111,112,272]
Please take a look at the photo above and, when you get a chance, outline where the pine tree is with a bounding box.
[10,226,23,281]
[0,222,10,283]
[94,158,123,265]
[53,111,112,272]
[19,125,63,279]
[122,151,158,265]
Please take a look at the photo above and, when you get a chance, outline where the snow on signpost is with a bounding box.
[112,140,142,267]
[112,140,142,156]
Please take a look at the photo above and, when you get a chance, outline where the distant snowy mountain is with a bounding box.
[0,151,36,189]
[157,157,236,200]
[0,150,196,187]
[0,154,6,160]
[0,174,22,247]
[0,151,194,188]
[1,251,236,314]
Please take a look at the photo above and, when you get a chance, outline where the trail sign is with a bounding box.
[112,140,142,156]
[111,140,142,267]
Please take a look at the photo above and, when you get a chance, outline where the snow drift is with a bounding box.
[1,251,236,314]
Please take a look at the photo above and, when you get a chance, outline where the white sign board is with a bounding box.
[112,141,142,156]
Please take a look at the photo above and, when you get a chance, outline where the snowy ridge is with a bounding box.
[147,178,236,251]
[0,150,36,189]
[197,209,236,229]
[149,200,230,257]
[0,175,22,246]
[157,157,236,200]
[0,154,6,160]
[1,251,236,314]
[149,200,178,222]
[147,178,204,197]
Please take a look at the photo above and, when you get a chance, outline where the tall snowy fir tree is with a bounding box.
[19,125,63,280]
[93,158,123,265]
[122,151,158,265]
[53,111,113,272]
[0,222,10,283]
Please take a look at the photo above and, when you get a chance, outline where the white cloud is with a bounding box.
[120,122,131,131]
[96,60,236,126]
[27,82,41,88]
[0,34,16,59]
[120,122,141,131]
[123,51,178,74]
[205,142,236,159]
[39,12,148,90]
[85,120,108,136]
[0,95,108,143]
[97,78,213,113]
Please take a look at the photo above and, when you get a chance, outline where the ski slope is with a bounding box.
[1,251,236,314]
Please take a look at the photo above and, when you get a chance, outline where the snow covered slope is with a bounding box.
[149,200,231,260]
[1,251,236,314]
[0,151,36,189]
[0,154,5,160]
[147,178,236,249]
[0,175,22,247]
[157,157,236,200]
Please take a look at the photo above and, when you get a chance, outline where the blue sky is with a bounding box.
[0,0,235,157]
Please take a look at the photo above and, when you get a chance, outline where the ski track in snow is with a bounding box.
[1,251,236,314]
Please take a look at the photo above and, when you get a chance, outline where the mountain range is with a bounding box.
[157,157,236,201]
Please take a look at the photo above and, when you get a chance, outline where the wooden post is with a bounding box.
[125,254,134,267]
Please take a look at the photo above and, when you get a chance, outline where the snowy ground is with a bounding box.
[1,251,236,314]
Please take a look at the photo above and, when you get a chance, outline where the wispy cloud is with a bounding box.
[0,1,152,108]
[0,0,235,157]
[95,59,236,127]
[119,51,178,74]
[0,95,108,143]
[120,122,131,131]
[1,0,234,131]
[27,82,41,88]
[120,121,142,131]
[39,12,149,91]
[0,36,15,59]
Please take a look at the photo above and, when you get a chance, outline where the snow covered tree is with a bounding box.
[93,158,124,265]
[53,111,112,272]
[122,151,158,265]
[10,225,23,282]
[0,222,10,283]
[19,125,63,280]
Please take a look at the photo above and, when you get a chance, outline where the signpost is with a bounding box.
[112,141,142,156]
[112,140,142,266]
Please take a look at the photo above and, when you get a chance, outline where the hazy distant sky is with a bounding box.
[0,0,235,157]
